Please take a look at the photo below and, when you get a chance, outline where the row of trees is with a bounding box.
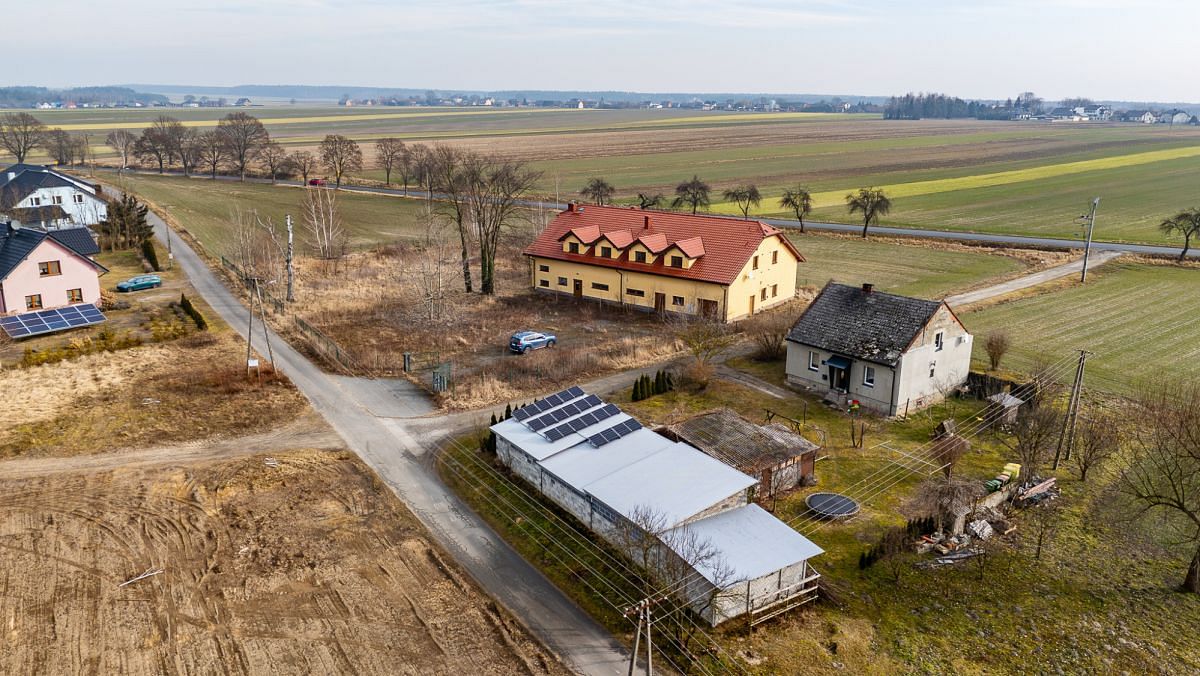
[577,175,891,237]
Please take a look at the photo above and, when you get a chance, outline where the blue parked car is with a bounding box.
[509,330,557,354]
[116,274,162,292]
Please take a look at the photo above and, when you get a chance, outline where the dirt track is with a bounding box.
[0,446,566,675]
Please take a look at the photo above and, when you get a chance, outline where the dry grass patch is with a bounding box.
[0,332,308,459]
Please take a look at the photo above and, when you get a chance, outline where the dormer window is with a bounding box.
[669,255,683,268]
[600,246,612,258]
[634,251,647,264]
[568,242,580,254]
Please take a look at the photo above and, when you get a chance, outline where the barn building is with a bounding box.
[491,387,823,626]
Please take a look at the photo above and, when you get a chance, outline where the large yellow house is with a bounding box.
[524,204,804,322]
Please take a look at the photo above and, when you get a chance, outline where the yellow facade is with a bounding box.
[531,234,800,322]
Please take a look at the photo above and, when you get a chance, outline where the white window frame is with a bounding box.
[73,193,85,204]
[934,331,945,352]
[808,351,819,371]
[863,366,876,388]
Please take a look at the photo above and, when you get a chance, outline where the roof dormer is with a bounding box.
[594,229,633,259]
[663,237,705,269]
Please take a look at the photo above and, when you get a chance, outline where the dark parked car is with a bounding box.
[116,274,162,292]
[509,330,557,354]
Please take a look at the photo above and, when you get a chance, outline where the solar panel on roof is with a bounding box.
[588,417,643,447]
[0,304,107,339]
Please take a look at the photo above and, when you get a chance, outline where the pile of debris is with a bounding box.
[1015,476,1060,507]
[912,507,1017,568]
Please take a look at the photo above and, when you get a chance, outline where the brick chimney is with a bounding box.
[565,202,576,213]
[643,215,651,230]
[862,283,874,294]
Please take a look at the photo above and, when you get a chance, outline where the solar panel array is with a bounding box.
[543,403,620,442]
[588,418,643,448]
[527,394,602,431]
[0,304,106,339]
[512,386,585,421]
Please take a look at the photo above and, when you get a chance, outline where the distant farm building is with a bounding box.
[665,409,819,498]
[523,204,804,322]
[491,388,823,626]
[785,282,973,416]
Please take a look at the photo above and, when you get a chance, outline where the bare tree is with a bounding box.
[780,186,813,233]
[722,184,761,219]
[637,192,664,210]
[1008,405,1062,483]
[1119,380,1200,593]
[196,131,227,179]
[428,144,473,293]
[319,134,362,189]
[176,128,202,177]
[579,177,615,205]
[1027,501,1060,561]
[0,112,46,163]
[411,144,437,199]
[1072,412,1120,481]
[911,476,983,533]
[674,315,736,386]
[259,141,291,184]
[217,112,270,181]
[228,207,286,283]
[845,187,892,239]
[1159,209,1200,261]
[671,175,710,214]
[289,150,318,184]
[873,526,915,585]
[409,206,453,321]
[302,186,347,260]
[134,119,174,173]
[105,130,137,172]
[396,143,417,195]
[375,137,405,185]
[462,152,542,294]
[73,133,92,169]
[45,129,77,166]
[985,329,1012,371]
[745,310,792,361]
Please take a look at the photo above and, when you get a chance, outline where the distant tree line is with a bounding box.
[0,86,166,108]
[884,91,1046,120]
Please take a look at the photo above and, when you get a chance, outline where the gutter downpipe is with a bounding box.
[890,359,902,418]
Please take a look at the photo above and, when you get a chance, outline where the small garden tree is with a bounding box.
[671,175,711,214]
[985,329,1011,370]
[779,186,813,233]
[1159,208,1200,261]
[845,187,892,239]
[722,184,761,219]
[579,177,615,205]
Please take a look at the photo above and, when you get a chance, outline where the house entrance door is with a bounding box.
[749,295,756,315]
[654,292,666,313]
[829,365,850,391]
[573,279,583,299]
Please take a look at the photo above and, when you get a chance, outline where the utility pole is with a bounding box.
[625,596,665,675]
[1079,197,1099,283]
[1053,350,1089,470]
[285,214,295,302]
[166,228,174,270]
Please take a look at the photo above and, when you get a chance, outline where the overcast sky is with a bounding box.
[11,0,1198,102]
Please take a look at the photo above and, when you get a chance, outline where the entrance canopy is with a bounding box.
[826,355,851,370]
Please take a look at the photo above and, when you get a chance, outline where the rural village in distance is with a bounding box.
[2,2,1199,674]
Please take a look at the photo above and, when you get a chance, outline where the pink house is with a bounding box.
[0,224,106,315]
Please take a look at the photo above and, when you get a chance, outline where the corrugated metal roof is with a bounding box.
[667,504,824,584]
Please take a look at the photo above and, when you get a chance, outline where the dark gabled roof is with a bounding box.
[0,163,46,188]
[0,171,83,209]
[48,227,100,256]
[5,205,69,224]
[0,225,105,281]
[786,282,944,367]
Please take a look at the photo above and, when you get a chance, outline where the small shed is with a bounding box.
[987,392,1025,427]
[667,409,819,497]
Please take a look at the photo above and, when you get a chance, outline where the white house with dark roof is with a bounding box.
[785,282,973,416]
[491,387,823,625]
[0,164,108,229]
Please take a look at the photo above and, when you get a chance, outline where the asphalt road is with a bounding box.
[123,186,632,675]
[99,167,1199,258]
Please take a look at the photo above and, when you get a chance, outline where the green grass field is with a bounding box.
[962,262,1200,394]
[791,233,1028,298]
[11,106,1200,246]
[111,174,430,254]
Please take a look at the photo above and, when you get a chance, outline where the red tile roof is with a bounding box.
[599,229,635,248]
[525,205,805,286]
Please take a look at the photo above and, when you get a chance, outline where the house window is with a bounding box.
[752,255,759,270]
[669,255,683,268]
[808,351,819,371]
[539,279,549,287]
[601,246,612,258]
[672,296,684,306]
[52,195,64,205]
[626,288,645,297]
[25,294,43,310]
[760,288,768,301]
[39,260,62,276]
[634,251,647,263]
[772,251,779,264]
[929,366,937,378]
[538,264,549,272]
[591,282,609,291]
[557,277,568,286]
[568,242,580,254]
[934,331,945,351]
[73,194,84,204]
[67,288,83,303]
[771,284,778,297]
[863,366,876,388]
